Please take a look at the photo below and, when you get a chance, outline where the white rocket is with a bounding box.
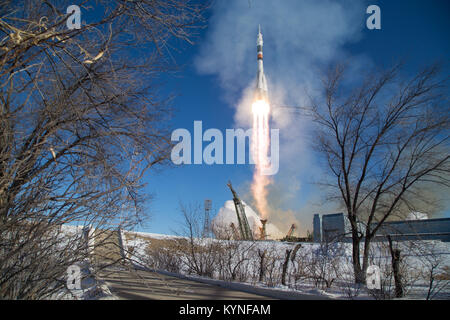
[255,25,268,101]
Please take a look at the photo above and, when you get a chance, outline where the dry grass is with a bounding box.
[435,266,450,281]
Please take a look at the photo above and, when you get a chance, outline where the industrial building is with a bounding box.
[313,213,450,243]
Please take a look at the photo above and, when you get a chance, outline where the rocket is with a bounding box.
[255,25,268,101]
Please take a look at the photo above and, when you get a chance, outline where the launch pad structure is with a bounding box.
[227,181,271,241]
[259,219,267,240]
[227,181,254,241]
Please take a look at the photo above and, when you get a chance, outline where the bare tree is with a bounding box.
[281,248,292,286]
[257,248,267,283]
[212,223,236,240]
[178,202,219,278]
[406,240,450,300]
[387,235,403,298]
[0,0,206,299]
[309,63,449,283]
[146,237,184,274]
[263,244,283,287]
[216,240,255,282]
[307,241,343,289]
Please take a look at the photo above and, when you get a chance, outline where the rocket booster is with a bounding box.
[255,25,268,101]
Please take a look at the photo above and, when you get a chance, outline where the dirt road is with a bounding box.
[98,267,274,300]
[98,266,330,300]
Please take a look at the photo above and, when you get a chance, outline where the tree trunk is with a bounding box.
[361,236,372,283]
[258,249,266,282]
[387,235,403,298]
[281,249,292,286]
[352,233,365,283]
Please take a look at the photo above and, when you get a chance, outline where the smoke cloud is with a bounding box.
[195,0,368,236]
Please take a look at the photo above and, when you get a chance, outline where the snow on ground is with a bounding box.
[124,230,186,240]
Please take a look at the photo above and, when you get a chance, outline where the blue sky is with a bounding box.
[137,0,450,235]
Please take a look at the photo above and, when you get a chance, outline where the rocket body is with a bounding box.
[251,26,271,221]
[255,25,268,101]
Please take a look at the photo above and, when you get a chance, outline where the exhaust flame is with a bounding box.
[251,99,271,219]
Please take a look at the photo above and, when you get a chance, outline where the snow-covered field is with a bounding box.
[122,230,450,300]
